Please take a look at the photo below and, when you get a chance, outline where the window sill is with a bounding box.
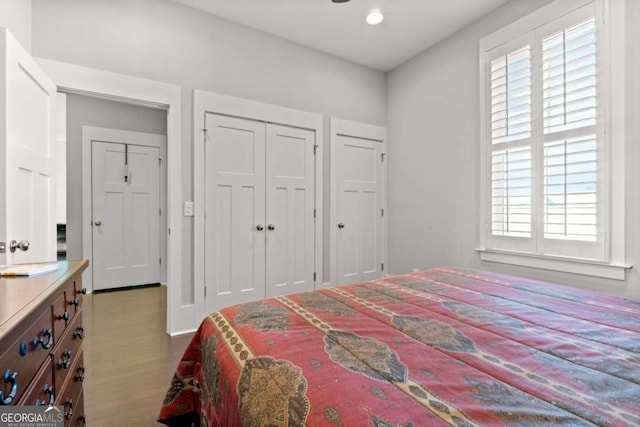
[476,249,631,281]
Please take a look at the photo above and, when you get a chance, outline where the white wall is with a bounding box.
[387,0,640,298]
[0,0,31,52]
[31,0,385,126]
[30,0,386,306]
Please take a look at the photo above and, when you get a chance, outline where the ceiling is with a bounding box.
[171,0,511,72]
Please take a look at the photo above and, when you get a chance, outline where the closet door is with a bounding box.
[333,119,386,285]
[265,124,315,297]
[204,114,266,308]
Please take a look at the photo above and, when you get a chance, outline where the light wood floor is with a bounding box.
[82,285,193,426]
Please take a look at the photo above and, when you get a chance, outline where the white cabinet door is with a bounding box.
[91,140,161,289]
[265,124,315,297]
[204,113,266,309]
[0,29,56,265]
[333,119,386,285]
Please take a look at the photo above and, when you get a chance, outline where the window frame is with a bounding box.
[477,0,629,280]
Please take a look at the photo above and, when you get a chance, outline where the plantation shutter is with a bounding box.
[489,46,532,239]
[484,3,605,261]
[541,18,599,243]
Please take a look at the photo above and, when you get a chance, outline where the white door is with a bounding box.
[265,124,315,297]
[91,140,161,290]
[335,128,386,285]
[0,29,57,265]
[204,113,266,309]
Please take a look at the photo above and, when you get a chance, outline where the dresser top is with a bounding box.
[0,259,89,340]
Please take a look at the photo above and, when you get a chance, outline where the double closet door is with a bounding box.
[204,113,315,310]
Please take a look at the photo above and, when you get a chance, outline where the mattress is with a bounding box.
[158,266,640,426]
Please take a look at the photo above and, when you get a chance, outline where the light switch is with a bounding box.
[183,201,194,217]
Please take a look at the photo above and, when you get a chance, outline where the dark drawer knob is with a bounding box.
[19,341,27,357]
[69,298,80,307]
[64,398,74,420]
[79,288,87,295]
[58,349,72,369]
[57,312,70,321]
[73,326,85,340]
[75,365,85,382]
[33,328,54,350]
[36,384,55,406]
[0,370,18,405]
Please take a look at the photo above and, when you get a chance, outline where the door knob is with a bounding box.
[9,240,29,252]
[256,224,264,231]
[338,222,345,229]
[267,224,275,230]
[94,220,102,226]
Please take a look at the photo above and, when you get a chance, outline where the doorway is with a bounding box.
[39,58,184,334]
[61,93,168,292]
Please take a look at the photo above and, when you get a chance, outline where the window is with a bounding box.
[479,0,627,279]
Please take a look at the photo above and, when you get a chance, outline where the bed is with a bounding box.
[157,266,640,426]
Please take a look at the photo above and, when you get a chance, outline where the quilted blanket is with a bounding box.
[158,267,640,426]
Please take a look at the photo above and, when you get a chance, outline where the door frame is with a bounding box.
[193,90,323,323]
[83,127,166,291]
[34,57,188,335]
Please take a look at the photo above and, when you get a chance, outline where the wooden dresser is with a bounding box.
[0,260,89,426]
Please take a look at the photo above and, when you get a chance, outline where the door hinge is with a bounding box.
[159,158,162,167]
[381,263,384,272]
[159,208,162,216]
[204,287,207,297]
[313,272,316,282]
[313,208,316,218]
[313,144,319,155]
[381,208,384,217]
[381,153,386,162]
[159,257,162,265]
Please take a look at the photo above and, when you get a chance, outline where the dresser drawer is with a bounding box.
[52,278,83,339]
[56,350,84,425]
[68,350,85,393]
[0,308,53,404]
[67,390,85,427]
[17,357,54,406]
[53,314,84,395]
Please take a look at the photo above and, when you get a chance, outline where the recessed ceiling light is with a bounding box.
[366,9,384,25]
[331,0,350,3]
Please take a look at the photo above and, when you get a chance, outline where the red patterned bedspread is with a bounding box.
[158,267,640,426]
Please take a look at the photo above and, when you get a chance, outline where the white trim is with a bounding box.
[328,117,387,287]
[81,126,166,291]
[194,91,322,130]
[605,0,626,268]
[34,58,187,335]
[477,248,630,280]
[193,90,323,326]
